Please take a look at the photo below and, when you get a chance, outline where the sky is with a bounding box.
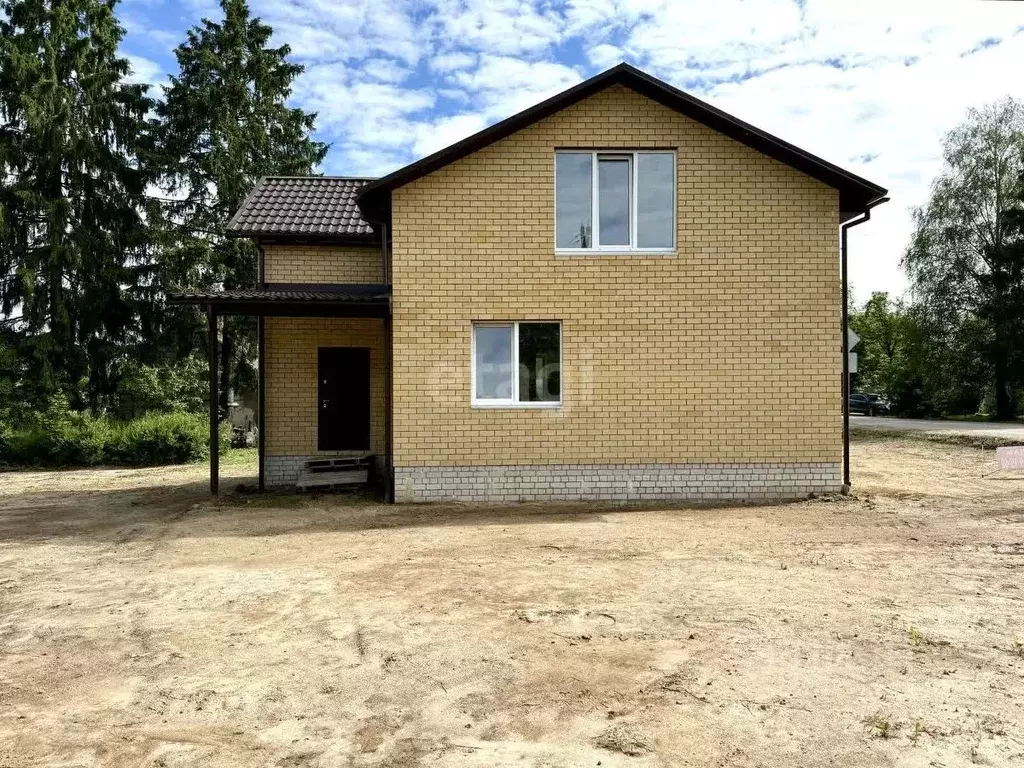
[118,0,1024,304]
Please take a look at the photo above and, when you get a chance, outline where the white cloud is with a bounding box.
[125,54,164,86]
[296,66,436,148]
[124,0,1024,300]
[291,53,580,180]
[640,2,1024,301]
[450,55,582,117]
[256,0,424,64]
[120,12,180,49]
[428,0,565,56]
[325,146,407,177]
[586,43,624,69]
[437,87,471,102]
[430,52,477,74]
[360,57,411,83]
[411,113,489,157]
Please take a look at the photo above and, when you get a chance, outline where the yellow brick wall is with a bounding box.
[391,85,841,467]
[264,317,387,457]
[263,244,383,283]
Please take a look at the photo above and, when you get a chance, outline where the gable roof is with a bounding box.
[226,176,378,241]
[357,62,887,218]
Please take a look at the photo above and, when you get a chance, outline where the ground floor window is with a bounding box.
[472,322,561,407]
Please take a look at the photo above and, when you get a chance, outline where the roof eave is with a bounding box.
[225,176,270,234]
[167,288,392,318]
[226,230,381,245]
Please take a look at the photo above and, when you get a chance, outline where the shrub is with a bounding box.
[0,399,228,468]
[112,357,208,419]
[6,395,111,466]
[106,412,212,466]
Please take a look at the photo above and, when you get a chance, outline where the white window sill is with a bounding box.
[555,249,676,257]
[471,401,562,410]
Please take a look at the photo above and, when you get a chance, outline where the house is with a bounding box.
[170,63,887,503]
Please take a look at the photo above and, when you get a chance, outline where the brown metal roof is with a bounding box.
[358,62,888,219]
[169,288,389,303]
[226,176,379,240]
[167,285,391,317]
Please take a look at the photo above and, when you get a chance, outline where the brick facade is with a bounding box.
[259,85,845,500]
[263,244,383,284]
[264,317,387,486]
[388,85,842,497]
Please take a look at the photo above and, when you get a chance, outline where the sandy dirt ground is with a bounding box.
[1,439,1023,767]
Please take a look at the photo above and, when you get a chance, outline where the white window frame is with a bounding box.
[554,150,676,254]
[471,321,563,409]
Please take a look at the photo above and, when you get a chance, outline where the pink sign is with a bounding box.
[996,446,1024,470]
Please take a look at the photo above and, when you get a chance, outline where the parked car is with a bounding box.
[849,393,890,416]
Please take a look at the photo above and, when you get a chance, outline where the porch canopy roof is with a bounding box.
[168,284,391,317]
[174,283,392,497]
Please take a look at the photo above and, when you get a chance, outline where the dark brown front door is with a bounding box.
[318,347,371,451]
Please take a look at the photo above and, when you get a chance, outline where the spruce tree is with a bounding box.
[0,0,153,409]
[155,0,327,412]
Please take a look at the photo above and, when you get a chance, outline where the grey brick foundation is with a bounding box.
[264,456,310,487]
[264,454,382,488]
[393,463,841,503]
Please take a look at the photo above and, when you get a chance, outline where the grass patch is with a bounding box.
[851,427,1019,450]
[908,625,951,651]
[942,414,1024,424]
[863,712,897,739]
[222,447,258,467]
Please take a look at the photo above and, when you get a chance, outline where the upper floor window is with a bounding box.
[555,150,675,252]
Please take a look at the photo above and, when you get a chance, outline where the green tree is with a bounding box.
[0,0,153,410]
[851,293,925,415]
[852,292,992,418]
[851,293,904,395]
[903,98,1024,420]
[154,0,327,413]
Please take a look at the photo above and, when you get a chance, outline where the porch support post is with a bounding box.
[384,312,394,503]
[258,314,265,491]
[256,239,266,492]
[207,304,219,495]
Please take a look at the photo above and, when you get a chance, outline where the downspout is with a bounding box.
[840,196,889,492]
[380,221,390,285]
[382,223,394,503]
[365,211,394,502]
